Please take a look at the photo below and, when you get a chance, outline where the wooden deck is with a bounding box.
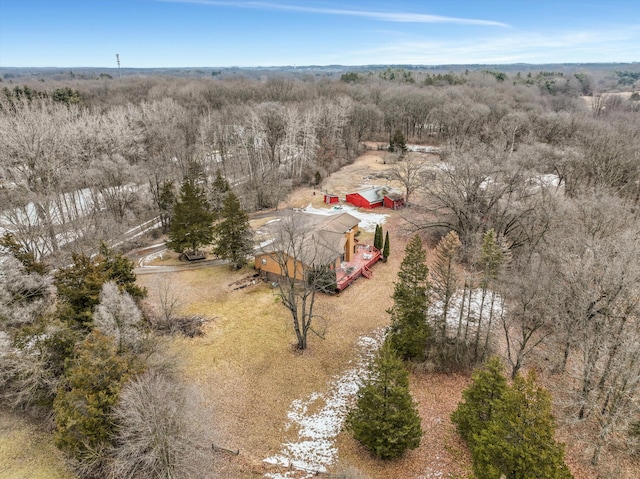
[336,244,381,291]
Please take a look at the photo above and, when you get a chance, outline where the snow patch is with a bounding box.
[302,204,388,233]
[264,330,385,479]
[429,288,504,334]
[137,249,165,267]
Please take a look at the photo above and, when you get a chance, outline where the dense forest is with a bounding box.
[1,64,640,478]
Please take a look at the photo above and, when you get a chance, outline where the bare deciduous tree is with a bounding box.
[261,212,337,350]
[111,371,210,479]
[390,154,428,206]
[412,146,549,254]
[501,252,554,379]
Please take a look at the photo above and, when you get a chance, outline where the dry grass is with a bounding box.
[0,411,73,479]
[133,150,474,477]
[137,206,470,478]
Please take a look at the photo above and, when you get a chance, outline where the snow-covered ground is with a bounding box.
[302,204,388,233]
[430,288,505,334]
[264,330,385,479]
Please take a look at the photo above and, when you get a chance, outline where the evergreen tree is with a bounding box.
[472,372,572,479]
[209,169,230,220]
[374,224,383,251]
[389,129,407,154]
[451,356,508,447]
[431,231,462,346]
[452,358,572,479]
[382,231,390,261]
[0,232,48,275]
[213,191,253,269]
[157,180,176,233]
[346,341,422,459]
[474,229,508,362]
[53,331,141,468]
[98,243,146,301]
[387,234,431,361]
[54,244,145,329]
[167,179,215,256]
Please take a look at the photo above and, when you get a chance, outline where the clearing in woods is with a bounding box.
[136,147,474,478]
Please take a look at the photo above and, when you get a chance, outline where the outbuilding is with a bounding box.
[345,186,404,209]
[323,193,340,204]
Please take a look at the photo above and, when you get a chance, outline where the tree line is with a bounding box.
[1,68,638,267]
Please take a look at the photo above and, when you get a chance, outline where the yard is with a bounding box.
[132,147,476,478]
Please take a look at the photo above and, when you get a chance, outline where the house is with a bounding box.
[255,211,380,291]
[323,193,340,204]
[345,186,404,209]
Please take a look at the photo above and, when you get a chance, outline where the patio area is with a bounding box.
[336,244,381,291]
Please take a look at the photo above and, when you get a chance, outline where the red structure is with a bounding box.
[383,192,405,210]
[323,193,339,204]
[345,186,404,209]
[345,191,382,208]
[336,244,381,291]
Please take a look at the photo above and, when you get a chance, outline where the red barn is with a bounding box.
[346,186,404,209]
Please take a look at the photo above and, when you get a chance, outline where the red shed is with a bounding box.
[383,192,405,210]
[323,193,339,204]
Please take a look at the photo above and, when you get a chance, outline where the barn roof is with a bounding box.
[355,186,386,203]
[351,186,402,203]
[384,191,404,201]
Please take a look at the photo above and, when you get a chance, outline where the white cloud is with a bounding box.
[160,0,509,27]
[339,26,640,65]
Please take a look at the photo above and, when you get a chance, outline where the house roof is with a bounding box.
[260,211,360,267]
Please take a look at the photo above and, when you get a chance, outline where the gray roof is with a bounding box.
[261,211,360,267]
[353,185,402,203]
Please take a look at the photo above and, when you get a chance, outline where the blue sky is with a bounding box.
[0,0,638,67]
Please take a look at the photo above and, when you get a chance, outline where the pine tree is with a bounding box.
[382,231,390,262]
[346,341,422,459]
[209,170,230,220]
[431,231,462,345]
[387,234,431,361]
[167,179,215,256]
[158,180,176,233]
[452,358,572,479]
[0,232,48,275]
[213,191,253,269]
[54,244,145,329]
[98,242,146,301]
[451,356,508,447]
[472,371,573,479]
[53,331,141,468]
[389,129,407,154]
[374,224,383,251]
[474,229,508,362]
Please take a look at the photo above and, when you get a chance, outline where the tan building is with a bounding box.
[255,211,360,282]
